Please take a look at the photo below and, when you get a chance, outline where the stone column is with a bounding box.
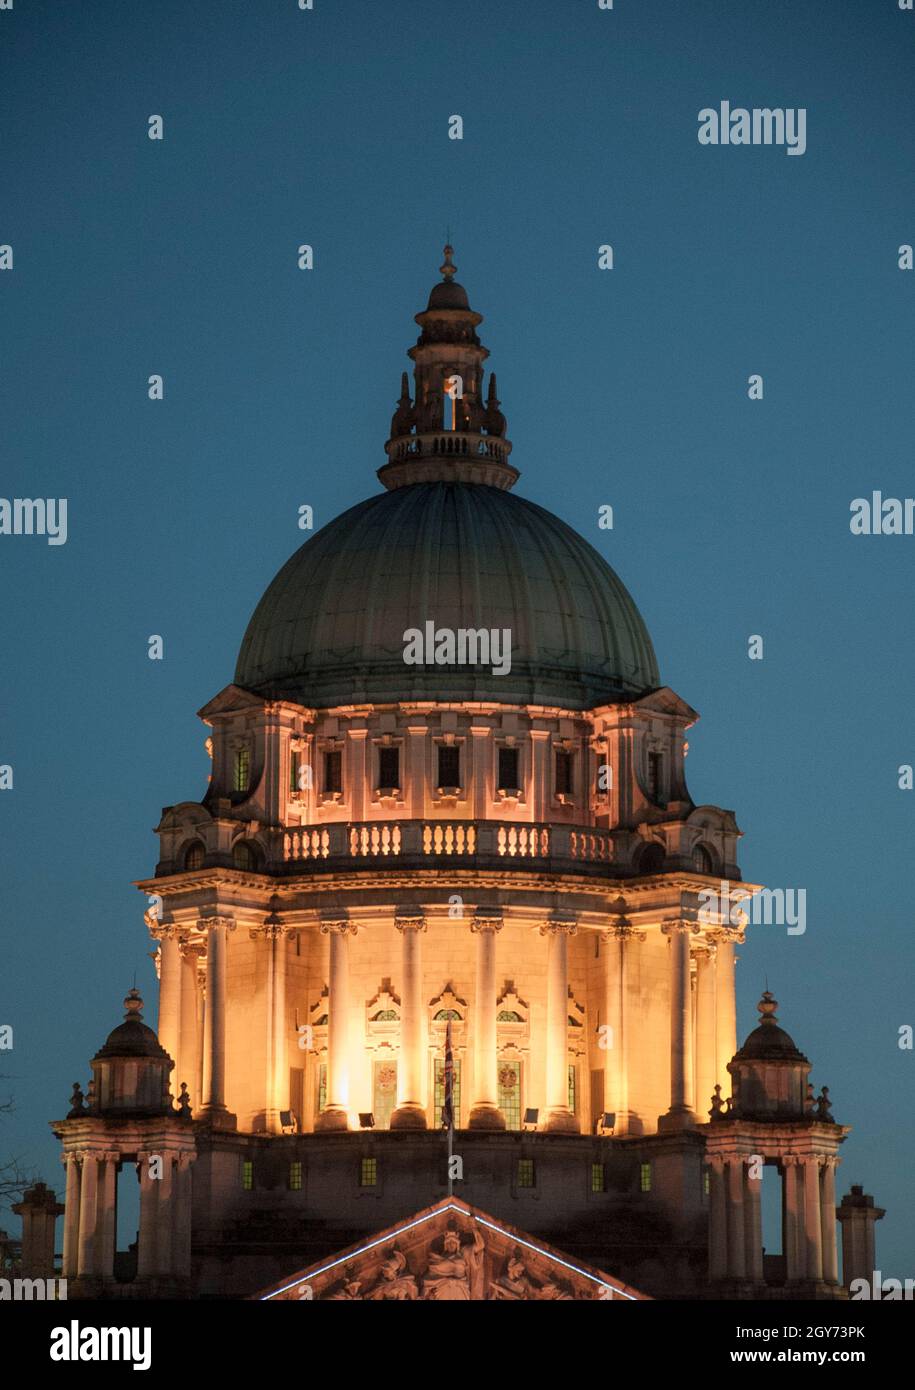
[200,916,235,1125]
[725,1156,746,1279]
[541,918,579,1133]
[529,729,550,821]
[316,920,357,1131]
[744,1162,764,1283]
[408,725,427,819]
[836,1186,885,1290]
[694,942,718,1121]
[172,1152,194,1280]
[783,1156,802,1283]
[712,928,739,1087]
[602,908,643,1136]
[803,1157,824,1282]
[156,1155,174,1279]
[262,917,288,1134]
[76,1152,99,1280]
[61,1154,81,1279]
[391,914,428,1129]
[707,1156,728,1281]
[348,727,368,821]
[470,726,491,820]
[820,1156,839,1284]
[660,920,695,1129]
[156,928,182,1070]
[97,1154,118,1282]
[136,1152,159,1282]
[468,913,504,1129]
[179,941,201,1108]
[196,960,207,1105]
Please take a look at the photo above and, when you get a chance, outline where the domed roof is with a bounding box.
[732,992,810,1065]
[426,279,470,310]
[235,482,659,710]
[92,989,171,1062]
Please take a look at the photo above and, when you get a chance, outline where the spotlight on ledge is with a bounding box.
[522,1108,539,1131]
[598,1112,616,1137]
[280,1110,298,1134]
[359,1113,375,1129]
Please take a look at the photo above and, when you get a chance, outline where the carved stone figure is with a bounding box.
[421,1223,484,1300]
[365,1246,418,1300]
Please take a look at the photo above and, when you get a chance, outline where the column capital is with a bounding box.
[661,917,699,937]
[705,925,746,946]
[148,920,183,942]
[198,914,236,933]
[320,917,359,937]
[539,916,577,937]
[394,912,426,934]
[781,1154,802,1168]
[706,1154,728,1173]
[602,922,646,943]
[471,911,503,934]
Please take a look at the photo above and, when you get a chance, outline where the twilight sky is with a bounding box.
[1,0,913,1274]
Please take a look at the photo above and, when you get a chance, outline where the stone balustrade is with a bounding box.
[280,820,614,872]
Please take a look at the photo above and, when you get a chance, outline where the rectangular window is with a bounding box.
[437,744,460,790]
[372,1060,398,1130]
[703,1169,710,1197]
[517,1158,535,1189]
[377,745,400,791]
[289,750,299,794]
[567,1064,577,1115]
[647,751,662,802]
[234,747,250,793]
[289,1161,303,1191]
[433,1057,462,1126]
[324,748,342,795]
[640,1161,652,1193]
[316,1061,327,1116]
[241,1160,253,1192]
[591,1162,606,1194]
[555,749,573,796]
[497,745,519,792]
[497,1061,522,1131]
[360,1157,378,1188]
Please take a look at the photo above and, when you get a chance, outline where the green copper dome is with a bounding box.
[235,482,659,710]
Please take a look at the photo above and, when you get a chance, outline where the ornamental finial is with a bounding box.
[440,244,457,281]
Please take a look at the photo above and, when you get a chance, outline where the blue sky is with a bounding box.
[1,0,913,1275]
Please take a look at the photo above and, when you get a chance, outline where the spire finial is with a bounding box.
[440,243,457,281]
[757,990,778,1024]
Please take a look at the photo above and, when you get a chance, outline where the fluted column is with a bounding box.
[156,928,182,1070]
[726,1156,746,1278]
[712,927,740,1088]
[602,906,643,1135]
[172,1153,195,1280]
[76,1152,99,1280]
[820,1157,839,1284]
[804,1156,824,1282]
[744,1162,764,1283]
[694,942,718,1120]
[97,1153,118,1282]
[136,1152,159,1282]
[259,914,289,1134]
[179,940,202,1109]
[660,920,696,1129]
[156,1156,174,1280]
[783,1156,802,1283]
[468,913,504,1129]
[541,918,579,1133]
[391,913,427,1129]
[708,1157,728,1281]
[61,1153,81,1278]
[200,915,235,1125]
[316,920,357,1131]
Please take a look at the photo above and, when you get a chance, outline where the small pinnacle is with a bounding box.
[440,244,457,281]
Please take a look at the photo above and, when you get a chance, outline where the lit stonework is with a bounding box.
[32,248,886,1300]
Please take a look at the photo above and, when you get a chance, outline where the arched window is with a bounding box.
[371,1009,399,1022]
[639,842,665,874]
[496,1010,522,1023]
[232,840,257,870]
[433,1008,461,1021]
[692,844,713,874]
[184,841,205,870]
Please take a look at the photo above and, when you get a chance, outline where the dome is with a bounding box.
[732,992,810,1065]
[426,279,470,310]
[92,988,170,1062]
[235,482,659,710]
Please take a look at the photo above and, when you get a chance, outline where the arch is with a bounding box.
[433,1008,462,1021]
[692,843,714,874]
[184,840,205,871]
[232,840,259,871]
[638,841,666,874]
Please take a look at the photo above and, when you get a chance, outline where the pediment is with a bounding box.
[254,1198,648,1302]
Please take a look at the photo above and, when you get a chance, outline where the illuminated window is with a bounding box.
[498,1062,522,1131]
[234,747,250,793]
[437,744,460,789]
[241,1160,253,1191]
[371,1009,398,1022]
[184,841,205,870]
[289,1161,303,1191]
[360,1157,377,1188]
[497,746,519,792]
[324,749,342,795]
[517,1158,535,1189]
[373,1061,398,1130]
[555,749,573,796]
[433,1008,461,1021]
[433,1058,461,1125]
[316,1062,327,1115]
[567,1064,577,1115]
[703,1169,710,1197]
[640,1162,652,1193]
[497,1010,522,1023]
[377,746,400,791]
[591,1163,606,1193]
